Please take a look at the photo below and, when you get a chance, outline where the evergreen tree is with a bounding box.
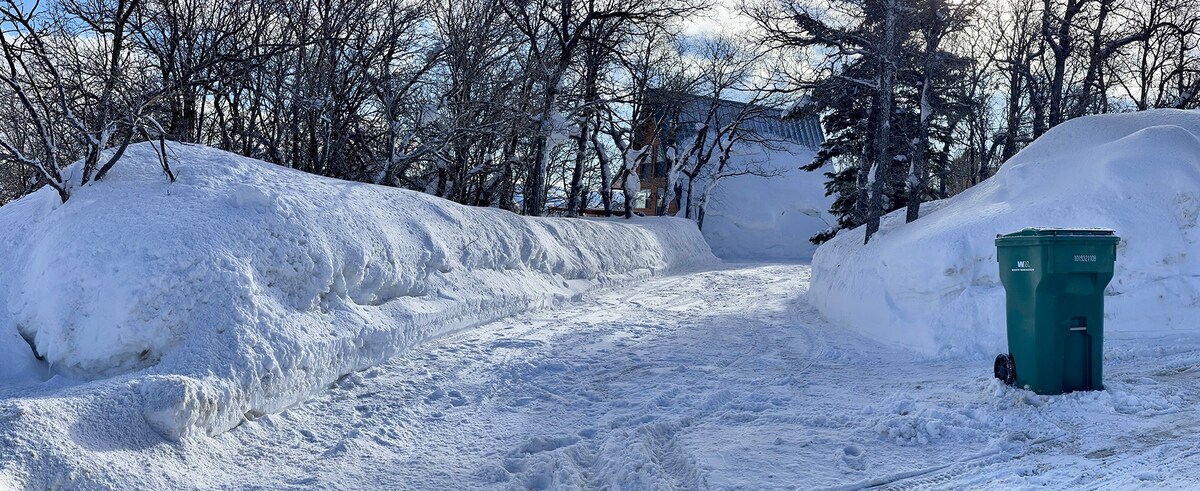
[800,56,912,243]
[750,0,978,244]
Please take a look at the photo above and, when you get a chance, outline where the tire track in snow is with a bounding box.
[481,263,824,489]
[38,261,1198,490]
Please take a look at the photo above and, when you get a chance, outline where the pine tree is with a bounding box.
[750,0,978,244]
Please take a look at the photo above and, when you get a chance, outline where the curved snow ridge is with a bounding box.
[0,142,716,440]
[810,110,1200,355]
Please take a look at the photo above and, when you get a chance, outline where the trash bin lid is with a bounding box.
[997,227,1115,238]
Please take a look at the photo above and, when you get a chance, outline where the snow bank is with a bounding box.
[810,110,1200,354]
[0,142,715,440]
[700,144,835,260]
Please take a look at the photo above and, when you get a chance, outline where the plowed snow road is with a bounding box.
[4,263,1200,489]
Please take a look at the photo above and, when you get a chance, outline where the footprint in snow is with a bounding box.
[507,397,535,408]
[517,434,581,454]
[427,387,468,407]
[840,445,867,471]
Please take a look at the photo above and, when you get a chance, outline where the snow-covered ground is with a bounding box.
[3,263,1198,489]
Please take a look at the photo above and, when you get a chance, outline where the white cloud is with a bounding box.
[680,3,753,37]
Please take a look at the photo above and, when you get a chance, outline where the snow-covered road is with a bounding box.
[4,262,1200,489]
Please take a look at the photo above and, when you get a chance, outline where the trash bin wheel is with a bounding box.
[994,353,1016,386]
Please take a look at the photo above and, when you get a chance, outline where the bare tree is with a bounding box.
[661,36,787,229]
[1110,0,1200,110]
[500,0,704,217]
[0,0,164,203]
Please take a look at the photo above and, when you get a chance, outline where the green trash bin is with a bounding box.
[993,227,1119,395]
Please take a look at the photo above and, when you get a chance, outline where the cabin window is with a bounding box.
[633,190,649,209]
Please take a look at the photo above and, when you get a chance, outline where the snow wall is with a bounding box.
[810,109,1200,355]
[0,142,716,440]
[699,143,835,260]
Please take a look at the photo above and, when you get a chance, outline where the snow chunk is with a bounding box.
[0,142,716,439]
[811,110,1200,354]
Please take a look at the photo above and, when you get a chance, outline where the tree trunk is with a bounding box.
[566,120,589,216]
[1031,85,1048,139]
[1048,53,1069,128]
[591,130,614,217]
[1001,67,1023,161]
[526,60,569,216]
[684,174,697,220]
[623,168,635,219]
[1044,0,1081,130]
[864,0,900,244]
[1076,0,1111,118]
[906,75,931,224]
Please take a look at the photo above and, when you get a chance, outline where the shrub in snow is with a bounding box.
[810,109,1200,354]
[0,142,715,439]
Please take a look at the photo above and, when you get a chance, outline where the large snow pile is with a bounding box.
[0,142,715,440]
[810,109,1200,354]
[700,143,835,260]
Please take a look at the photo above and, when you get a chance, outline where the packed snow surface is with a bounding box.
[699,144,835,260]
[0,142,715,441]
[2,263,1197,489]
[811,109,1200,354]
